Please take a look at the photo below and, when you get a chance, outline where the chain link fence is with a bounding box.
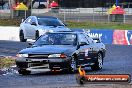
[32,7,132,23]
[0,0,132,23]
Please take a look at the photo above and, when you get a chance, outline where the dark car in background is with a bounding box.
[16,31,106,75]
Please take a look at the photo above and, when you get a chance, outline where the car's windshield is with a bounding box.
[34,33,77,46]
[37,18,65,27]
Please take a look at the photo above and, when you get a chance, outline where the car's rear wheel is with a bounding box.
[69,56,77,73]
[19,30,27,42]
[91,53,103,70]
[18,69,31,75]
[35,31,39,40]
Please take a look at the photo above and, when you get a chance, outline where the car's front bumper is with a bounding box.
[16,57,71,72]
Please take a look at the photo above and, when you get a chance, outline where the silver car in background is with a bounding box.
[19,16,70,42]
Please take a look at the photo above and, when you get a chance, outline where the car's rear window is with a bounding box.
[37,18,64,27]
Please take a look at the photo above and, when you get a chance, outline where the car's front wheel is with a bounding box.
[19,30,27,42]
[91,53,103,70]
[18,69,31,75]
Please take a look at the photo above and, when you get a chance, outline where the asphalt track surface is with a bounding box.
[0,40,132,88]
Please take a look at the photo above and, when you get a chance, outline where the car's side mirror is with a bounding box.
[64,23,67,26]
[79,42,88,46]
[27,42,34,48]
[31,22,37,26]
[94,40,100,43]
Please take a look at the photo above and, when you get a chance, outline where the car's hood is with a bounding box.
[38,26,71,31]
[19,45,76,55]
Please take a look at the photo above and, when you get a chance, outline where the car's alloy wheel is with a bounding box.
[91,53,103,70]
[35,31,39,40]
[70,56,77,73]
[19,30,27,42]
[18,69,31,75]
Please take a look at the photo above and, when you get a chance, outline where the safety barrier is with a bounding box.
[0,26,132,45]
[89,29,132,45]
[0,26,19,41]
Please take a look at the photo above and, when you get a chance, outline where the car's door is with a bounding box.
[29,17,38,39]
[24,17,32,38]
[77,33,94,66]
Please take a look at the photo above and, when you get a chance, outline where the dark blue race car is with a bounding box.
[16,31,106,75]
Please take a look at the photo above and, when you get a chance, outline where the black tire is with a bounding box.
[69,56,77,73]
[18,69,31,75]
[35,31,39,40]
[19,30,27,42]
[91,53,103,71]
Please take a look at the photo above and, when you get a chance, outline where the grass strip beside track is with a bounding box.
[0,19,132,30]
[0,57,15,69]
[67,21,132,30]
